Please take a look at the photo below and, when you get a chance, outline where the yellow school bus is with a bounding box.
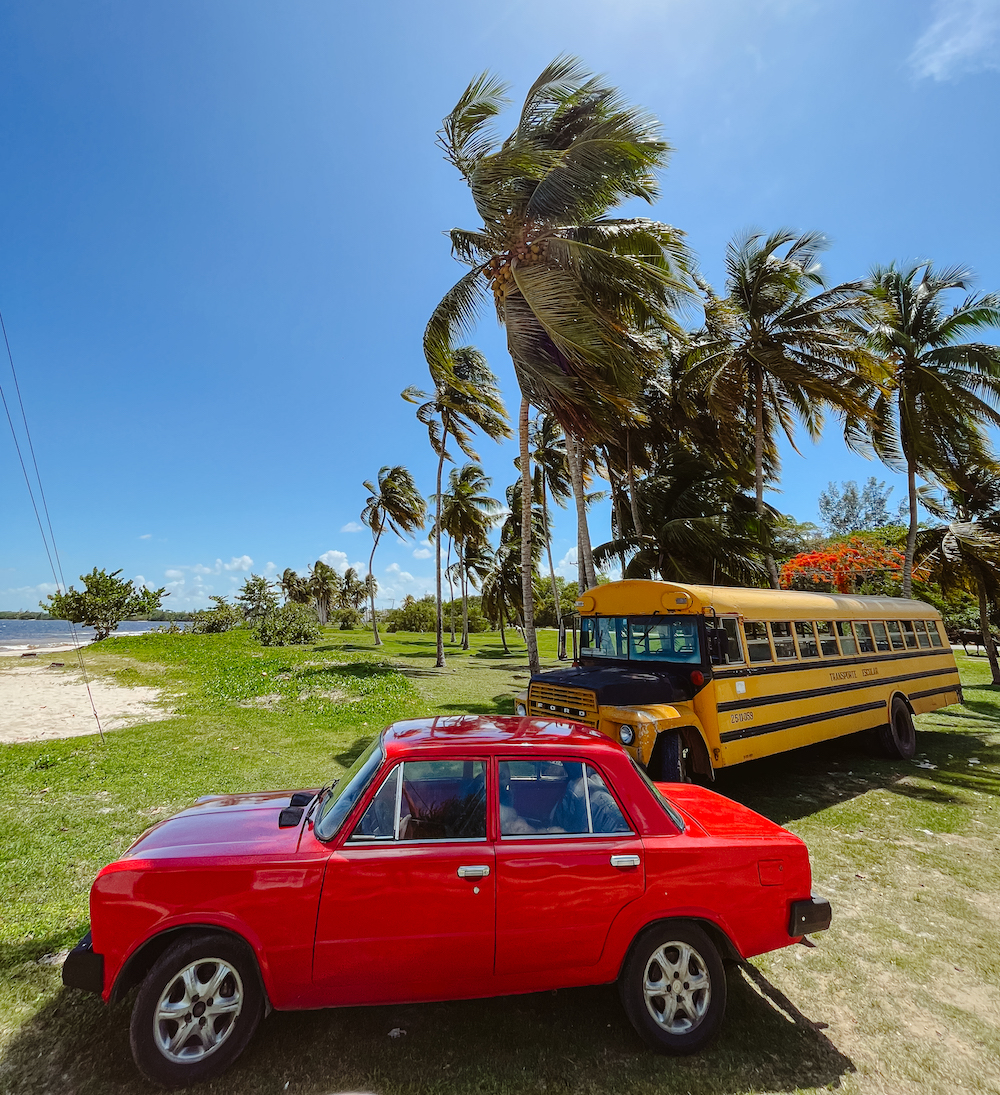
[518,580,962,781]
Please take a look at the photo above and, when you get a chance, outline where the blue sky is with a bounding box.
[2,0,999,610]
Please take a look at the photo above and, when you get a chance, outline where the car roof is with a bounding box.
[381,715,618,757]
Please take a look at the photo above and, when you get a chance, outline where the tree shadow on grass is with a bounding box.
[4,963,853,1095]
[295,661,400,681]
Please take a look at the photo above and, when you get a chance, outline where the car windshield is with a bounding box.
[314,737,385,841]
[580,616,702,664]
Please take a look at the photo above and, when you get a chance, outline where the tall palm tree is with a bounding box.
[863,261,1000,595]
[529,414,572,655]
[428,57,693,671]
[691,230,876,587]
[360,465,426,646]
[308,560,341,626]
[439,462,501,648]
[279,568,311,605]
[403,346,509,667]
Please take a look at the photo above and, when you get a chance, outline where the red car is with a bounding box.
[63,716,830,1086]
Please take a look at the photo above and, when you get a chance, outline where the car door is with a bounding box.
[313,757,496,1005]
[494,758,644,980]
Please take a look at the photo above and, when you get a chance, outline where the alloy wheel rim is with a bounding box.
[152,958,244,1064]
[642,941,711,1034]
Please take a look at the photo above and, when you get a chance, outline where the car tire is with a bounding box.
[651,731,686,782]
[878,696,916,760]
[129,931,264,1087]
[619,921,727,1055]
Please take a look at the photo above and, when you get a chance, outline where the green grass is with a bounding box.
[1,630,998,1095]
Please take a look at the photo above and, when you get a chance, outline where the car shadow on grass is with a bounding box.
[4,963,853,1095]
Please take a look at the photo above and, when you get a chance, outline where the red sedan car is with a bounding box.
[64,715,830,1086]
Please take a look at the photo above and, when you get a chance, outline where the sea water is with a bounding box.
[0,619,179,653]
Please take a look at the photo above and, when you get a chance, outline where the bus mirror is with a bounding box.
[707,627,727,665]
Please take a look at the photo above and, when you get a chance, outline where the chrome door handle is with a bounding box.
[457,865,491,879]
[610,854,640,869]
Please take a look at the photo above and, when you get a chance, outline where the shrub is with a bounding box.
[255,602,321,646]
[189,597,245,634]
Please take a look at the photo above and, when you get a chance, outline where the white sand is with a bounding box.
[0,661,168,744]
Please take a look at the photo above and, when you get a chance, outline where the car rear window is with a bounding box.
[628,757,685,832]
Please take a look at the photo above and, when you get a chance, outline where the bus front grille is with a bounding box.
[528,683,599,727]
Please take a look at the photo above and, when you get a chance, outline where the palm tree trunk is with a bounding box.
[626,429,644,539]
[434,440,446,668]
[461,562,470,650]
[566,432,597,590]
[367,530,382,646]
[520,397,540,675]
[973,563,1000,684]
[498,599,509,653]
[446,536,456,643]
[540,482,565,658]
[754,369,780,589]
[902,459,919,598]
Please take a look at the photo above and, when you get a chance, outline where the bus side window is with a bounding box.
[855,621,875,654]
[901,621,918,648]
[870,621,891,652]
[886,620,905,649]
[926,620,944,648]
[744,621,772,663]
[719,618,745,663]
[836,620,858,655]
[914,621,932,648]
[770,622,797,660]
[816,620,840,656]
[794,621,820,658]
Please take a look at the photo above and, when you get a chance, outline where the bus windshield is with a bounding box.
[580,616,701,664]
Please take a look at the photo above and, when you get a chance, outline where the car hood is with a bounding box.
[120,790,318,860]
[658,784,797,841]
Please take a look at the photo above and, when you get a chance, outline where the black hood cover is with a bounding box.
[532,664,685,706]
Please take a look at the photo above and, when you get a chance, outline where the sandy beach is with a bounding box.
[0,657,168,744]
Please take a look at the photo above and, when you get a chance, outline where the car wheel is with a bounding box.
[878,696,916,760]
[619,921,727,1054]
[129,932,264,1087]
[651,731,686,782]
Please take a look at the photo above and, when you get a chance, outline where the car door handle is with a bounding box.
[610,854,640,869]
[457,865,491,879]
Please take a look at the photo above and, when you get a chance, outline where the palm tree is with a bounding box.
[403,347,509,667]
[439,463,501,648]
[360,465,426,646]
[530,414,572,656]
[863,261,1000,595]
[428,57,693,671]
[690,230,876,587]
[279,568,311,605]
[308,560,341,626]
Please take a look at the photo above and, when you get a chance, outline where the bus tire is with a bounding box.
[650,731,686,783]
[878,696,916,760]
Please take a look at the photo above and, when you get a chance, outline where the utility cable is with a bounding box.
[0,305,104,742]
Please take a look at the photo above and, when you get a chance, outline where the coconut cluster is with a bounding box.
[485,239,548,305]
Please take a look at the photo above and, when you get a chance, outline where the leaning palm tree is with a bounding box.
[863,261,1000,595]
[439,463,502,648]
[529,414,572,655]
[404,346,509,668]
[427,56,693,671]
[690,230,876,587]
[360,466,426,646]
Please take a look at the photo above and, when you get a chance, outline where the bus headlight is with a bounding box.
[619,724,635,746]
[515,702,527,716]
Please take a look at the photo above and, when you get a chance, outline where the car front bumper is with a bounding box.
[788,895,832,937]
[62,930,104,995]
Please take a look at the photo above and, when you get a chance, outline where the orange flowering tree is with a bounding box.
[780,537,905,594]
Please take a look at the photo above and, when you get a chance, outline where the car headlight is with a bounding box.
[515,702,527,716]
[618,724,635,746]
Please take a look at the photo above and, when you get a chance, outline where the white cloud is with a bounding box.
[341,521,363,533]
[222,555,253,572]
[555,548,578,579]
[1,582,58,605]
[412,547,432,559]
[264,561,277,574]
[910,0,1000,80]
[139,533,152,540]
[164,569,183,580]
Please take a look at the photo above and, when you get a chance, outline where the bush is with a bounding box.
[189,597,245,634]
[332,607,364,630]
[385,595,436,633]
[255,602,321,646]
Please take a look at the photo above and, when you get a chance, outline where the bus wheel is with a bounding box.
[651,731,686,782]
[879,696,916,759]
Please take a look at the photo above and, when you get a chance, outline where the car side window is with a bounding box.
[350,760,486,842]
[499,759,631,837]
